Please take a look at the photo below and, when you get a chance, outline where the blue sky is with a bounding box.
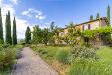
[0,0,112,39]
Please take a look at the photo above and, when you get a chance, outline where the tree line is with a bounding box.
[0,8,17,45]
[25,22,59,45]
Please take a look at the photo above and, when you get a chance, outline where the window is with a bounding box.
[83,24,91,30]
[84,24,88,30]
[88,24,91,29]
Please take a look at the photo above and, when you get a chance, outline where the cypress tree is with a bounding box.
[12,17,17,45]
[107,5,110,25]
[25,26,31,44]
[0,8,4,44]
[5,14,8,44]
[96,12,100,19]
[90,15,93,21]
[107,5,111,43]
[5,11,12,45]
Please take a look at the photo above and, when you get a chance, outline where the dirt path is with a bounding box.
[12,47,58,75]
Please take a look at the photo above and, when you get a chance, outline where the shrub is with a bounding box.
[0,47,17,69]
[56,50,70,64]
[0,45,3,51]
[0,39,4,44]
[2,44,10,48]
[68,58,112,75]
[70,46,98,61]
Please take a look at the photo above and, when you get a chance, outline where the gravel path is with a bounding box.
[12,47,58,75]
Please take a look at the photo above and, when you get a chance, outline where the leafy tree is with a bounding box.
[53,28,63,45]
[32,25,42,44]
[48,22,58,45]
[12,17,17,45]
[5,11,12,45]
[90,15,93,21]
[96,12,100,19]
[65,22,81,46]
[0,8,4,44]
[66,22,75,45]
[25,26,31,44]
[64,34,69,44]
[107,5,110,25]
[32,25,51,45]
[42,28,50,45]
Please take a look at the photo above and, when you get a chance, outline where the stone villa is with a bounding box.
[59,17,108,36]
[58,17,109,45]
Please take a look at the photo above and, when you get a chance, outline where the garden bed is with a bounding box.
[31,45,112,75]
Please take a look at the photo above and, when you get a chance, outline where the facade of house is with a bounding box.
[59,17,108,36]
[58,17,109,45]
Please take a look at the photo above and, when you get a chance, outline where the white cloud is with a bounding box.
[35,10,42,16]
[35,15,39,18]
[0,0,2,5]
[28,8,43,15]
[22,10,32,17]
[10,0,18,5]
[38,16,46,20]
[22,11,29,15]
[22,8,46,20]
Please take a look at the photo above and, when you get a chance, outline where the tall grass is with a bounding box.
[31,45,70,60]
[97,46,112,63]
[68,46,112,75]
[56,49,70,64]
[0,45,23,75]
[68,58,112,75]
[31,45,70,75]
[31,45,112,75]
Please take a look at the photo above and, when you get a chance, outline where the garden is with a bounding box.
[30,45,112,75]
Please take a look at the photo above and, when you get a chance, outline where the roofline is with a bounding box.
[75,17,108,26]
[61,17,109,30]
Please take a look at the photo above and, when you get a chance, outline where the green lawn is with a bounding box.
[97,46,112,63]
